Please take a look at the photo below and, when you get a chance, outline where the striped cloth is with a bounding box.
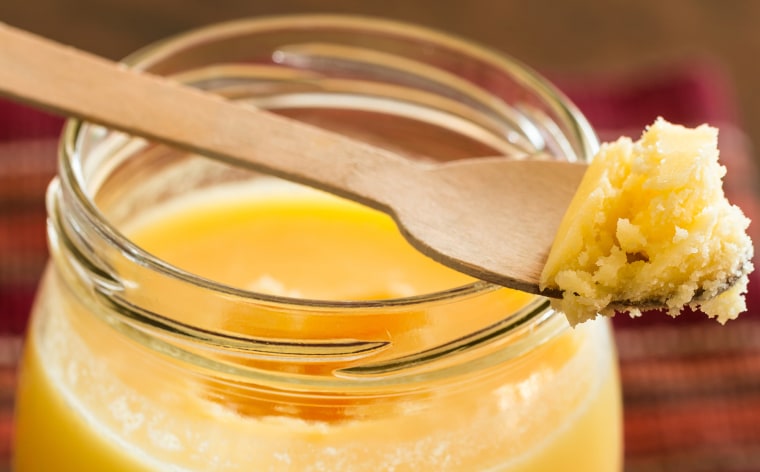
[1,63,759,471]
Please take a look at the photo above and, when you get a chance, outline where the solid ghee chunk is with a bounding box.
[540,118,754,325]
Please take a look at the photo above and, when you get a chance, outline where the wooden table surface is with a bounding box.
[2,0,760,165]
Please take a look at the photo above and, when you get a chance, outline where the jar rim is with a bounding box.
[59,13,598,311]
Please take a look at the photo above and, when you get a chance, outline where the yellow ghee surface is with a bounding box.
[14,181,621,471]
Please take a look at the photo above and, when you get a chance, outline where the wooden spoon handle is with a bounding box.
[0,23,417,210]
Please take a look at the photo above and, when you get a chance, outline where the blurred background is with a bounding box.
[2,1,760,471]
[2,0,760,161]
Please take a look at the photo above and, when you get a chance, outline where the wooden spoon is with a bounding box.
[0,22,586,296]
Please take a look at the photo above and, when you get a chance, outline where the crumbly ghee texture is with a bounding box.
[540,118,754,326]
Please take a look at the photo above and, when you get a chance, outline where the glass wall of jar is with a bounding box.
[13,15,621,471]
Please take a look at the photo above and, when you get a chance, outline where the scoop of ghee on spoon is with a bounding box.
[0,23,752,324]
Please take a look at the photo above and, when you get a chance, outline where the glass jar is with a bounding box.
[13,15,622,471]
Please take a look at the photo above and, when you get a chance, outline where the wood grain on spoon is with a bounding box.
[0,22,587,296]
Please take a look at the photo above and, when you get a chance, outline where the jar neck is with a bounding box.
[47,154,568,391]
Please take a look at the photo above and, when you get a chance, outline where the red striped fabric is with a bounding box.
[1,63,758,471]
